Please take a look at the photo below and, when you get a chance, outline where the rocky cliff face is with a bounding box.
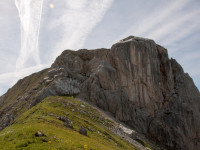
[0,36,199,150]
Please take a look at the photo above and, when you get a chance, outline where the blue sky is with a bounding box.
[0,0,200,95]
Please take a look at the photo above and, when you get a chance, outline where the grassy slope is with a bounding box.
[0,69,49,115]
[0,96,137,150]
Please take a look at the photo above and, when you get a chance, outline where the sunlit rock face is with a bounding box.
[0,36,199,150]
[48,36,200,150]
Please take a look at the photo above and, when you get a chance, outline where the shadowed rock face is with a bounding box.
[0,36,199,150]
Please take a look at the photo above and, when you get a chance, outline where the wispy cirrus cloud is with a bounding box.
[1,0,199,95]
[0,0,114,95]
[0,64,49,95]
[113,0,200,89]
[146,9,200,43]
[15,0,44,71]
[117,0,190,39]
[48,0,114,61]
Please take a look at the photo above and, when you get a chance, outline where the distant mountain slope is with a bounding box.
[0,96,144,150]
[0,36,199,150]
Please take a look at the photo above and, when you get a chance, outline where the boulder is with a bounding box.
[79,127,87,136]
[35,131,46,137]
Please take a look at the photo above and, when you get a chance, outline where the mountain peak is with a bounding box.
[119,35,153,43]
[0,36,199,150]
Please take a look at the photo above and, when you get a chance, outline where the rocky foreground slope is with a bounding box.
[0,36,200,150]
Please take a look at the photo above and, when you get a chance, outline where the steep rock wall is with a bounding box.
[0,36,199,150]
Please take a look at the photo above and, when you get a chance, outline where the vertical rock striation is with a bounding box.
[0,36,199,150]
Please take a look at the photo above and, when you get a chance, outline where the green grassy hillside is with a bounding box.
[0,96,137,150]
[0,69,49,131]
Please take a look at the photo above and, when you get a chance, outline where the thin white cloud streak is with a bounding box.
[160,21,200,50]
[15,0,44,71]
[50,0,114,61]
[146,9,200,43]
[0,0,114,95]
[117,0,190,40]
[114,0,199,89]
[135,0,189,36]
[115,0,200,57]
[0,64,49,95]
[165,32,200,55]
[177,50,200,65]
[0,64,48,82]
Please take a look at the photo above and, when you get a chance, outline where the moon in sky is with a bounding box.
[49,3,54,8]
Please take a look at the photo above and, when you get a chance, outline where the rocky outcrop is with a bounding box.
[0,36,199,150]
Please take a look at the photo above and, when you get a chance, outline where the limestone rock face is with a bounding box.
[0,36,199,150]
